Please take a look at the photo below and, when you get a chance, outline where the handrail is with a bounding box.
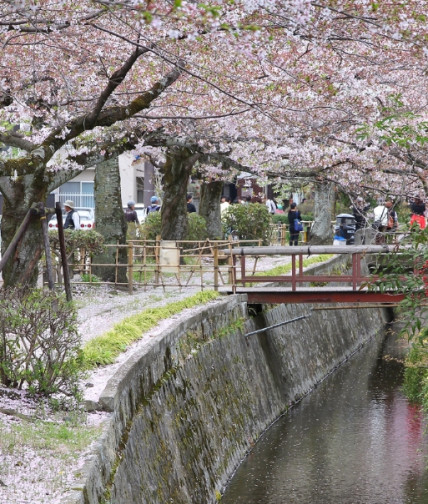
[222,244,406,294]
[223,244,401,255]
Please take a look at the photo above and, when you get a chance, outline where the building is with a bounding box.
[50,153,156,210]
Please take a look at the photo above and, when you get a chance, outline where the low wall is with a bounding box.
[66,292,388,504]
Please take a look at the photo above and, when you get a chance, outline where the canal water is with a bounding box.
[222,328,428,504]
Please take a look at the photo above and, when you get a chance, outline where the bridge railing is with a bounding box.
[223,244,404,293]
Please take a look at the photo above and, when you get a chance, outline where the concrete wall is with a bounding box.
[65,293,388,504]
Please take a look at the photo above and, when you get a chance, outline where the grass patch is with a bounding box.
[402,335,428,405]
[255,254,333,277]
[81,273,101,284]
[0,417,103,456]
[82,291,220,368]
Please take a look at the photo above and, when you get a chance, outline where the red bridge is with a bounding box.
[222,245,408,305]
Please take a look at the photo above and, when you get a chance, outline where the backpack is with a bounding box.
[147,204,160,214]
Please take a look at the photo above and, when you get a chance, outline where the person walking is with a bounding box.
[266,197,276,215]
[187,194,197,213]
[372,200,388,244]
[351,197,370,231]
[63,200,80,230]
[124,200,139,224]
[288,202,301,246]
[220,196,230,215]
[409,196,426,229]
[385,200,398,232]
[147,195,161,214]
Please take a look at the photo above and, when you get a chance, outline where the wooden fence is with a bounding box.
[52,238,263,293]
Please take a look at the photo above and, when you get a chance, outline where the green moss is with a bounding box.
[215,318,245,339]
[82,291,219,368]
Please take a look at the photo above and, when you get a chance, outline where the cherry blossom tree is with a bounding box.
[1,0,427,284]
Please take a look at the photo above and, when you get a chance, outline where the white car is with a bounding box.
[76,208,95,230]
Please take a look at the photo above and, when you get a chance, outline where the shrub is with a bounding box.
[272,213,288,224]
[140,211,162,240]
[186,213,208,241]
[222,203,273,244]
[140,211,208,241]
[0,288,84,398]
[49,229,105,256]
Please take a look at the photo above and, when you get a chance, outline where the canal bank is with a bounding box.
[66,294,389,504]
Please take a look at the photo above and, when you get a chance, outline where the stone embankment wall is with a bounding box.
[67,289,387,504]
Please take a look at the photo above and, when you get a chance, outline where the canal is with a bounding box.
[222,328,428,504]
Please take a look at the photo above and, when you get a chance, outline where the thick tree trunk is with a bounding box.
[92,157,128,282]
[199,180,223,239]
[0,179,46,287]
[309,181,335,245]
[160,147,199,240]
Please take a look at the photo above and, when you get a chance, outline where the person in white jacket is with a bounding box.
[266,198,276,214]
[372,201,388,243]
[373,202,388,230]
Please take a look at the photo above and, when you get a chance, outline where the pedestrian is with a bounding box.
[124,200,139,224]
[385,200,398,232]
[266,197,276,214]
[372,200,388,244]
[220,196,230,215]
[372,201,388,231]
[409,196,426,229]
[288,202,302,246]
[351,197,370,230]
[187,194,196,213]
[63,200,80,230]
[147,195,161,214]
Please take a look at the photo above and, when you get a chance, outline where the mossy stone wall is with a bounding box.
[66,294,387,504]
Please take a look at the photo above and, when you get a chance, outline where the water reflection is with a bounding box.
[222,330,428,504]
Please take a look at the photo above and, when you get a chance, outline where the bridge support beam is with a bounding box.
[241,290,405,304]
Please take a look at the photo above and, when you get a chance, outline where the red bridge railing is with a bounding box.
[223,244,407,304]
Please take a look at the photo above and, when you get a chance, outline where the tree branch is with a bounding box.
[0,132,36,152]
[84,44,150,127]
[40,60,185,162]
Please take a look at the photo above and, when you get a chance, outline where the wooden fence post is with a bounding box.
[155,235,161,286]
[56,203,72,301]
[39,203,55,291]
[228,236,234,285]
[213,244,219,291]
[128,241,134,294]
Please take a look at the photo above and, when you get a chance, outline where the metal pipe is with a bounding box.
[311,304,400,310]
[245,313,311,337]
[223,244,403,255]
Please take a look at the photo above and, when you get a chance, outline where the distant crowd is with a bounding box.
[121,192,428,247]
[351,196,426,231]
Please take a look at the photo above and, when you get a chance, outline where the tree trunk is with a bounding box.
[309,181,335,245]
[0,179,46,287]
[199,180,223,239]
[92,157,128,282]
[160,147,199,240]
